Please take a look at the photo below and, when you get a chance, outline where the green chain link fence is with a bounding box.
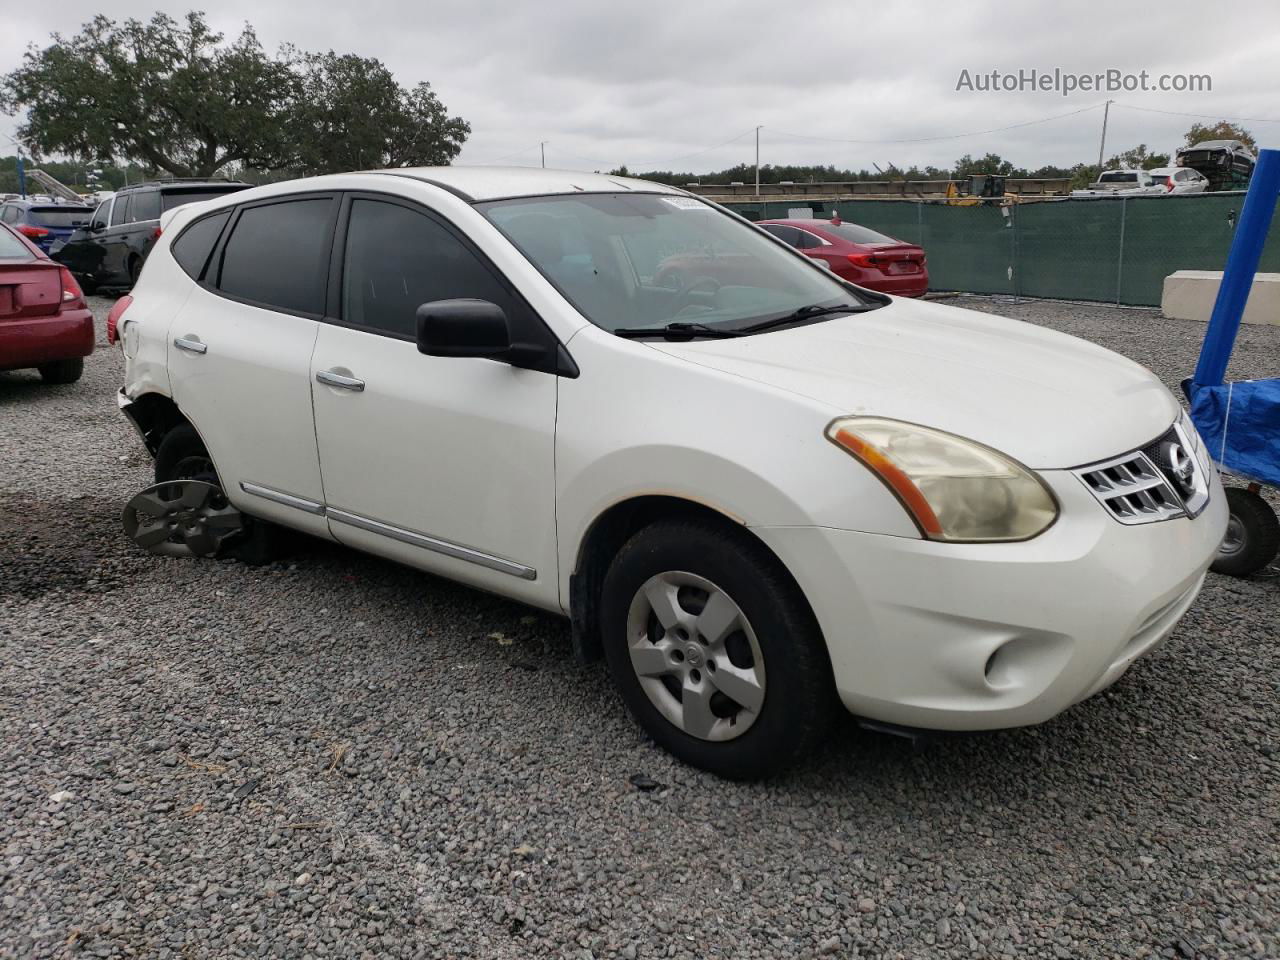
[723,193,1280,307]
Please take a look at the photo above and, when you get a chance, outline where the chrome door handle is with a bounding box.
[174,337,207,355]
[316,370,365,392]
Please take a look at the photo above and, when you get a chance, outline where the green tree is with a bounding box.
[1106,144,1170,170]
[2,12,299,177]
[950,153,1025,179]
[291,51,469,173]
[1184,121,1256,153]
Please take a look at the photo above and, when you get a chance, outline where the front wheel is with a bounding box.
[600,518,837,779]
[1212,487,1280,577]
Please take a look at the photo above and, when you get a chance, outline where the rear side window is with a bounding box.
[341,198,516,338]
[130,191,161,222]
[0,227,34,258]
[761,224,802,248]
[110,194,132,226]
[216,198,333,314]
[172,211,230,280]
[0,206,18,223]
[795,230,824,250]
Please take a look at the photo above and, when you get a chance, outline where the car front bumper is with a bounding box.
[0,307,95,371]
[751,466,1227,731]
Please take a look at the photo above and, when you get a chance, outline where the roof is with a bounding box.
[369,166,684,202]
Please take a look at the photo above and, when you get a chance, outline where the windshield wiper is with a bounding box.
[612,322,747,340]
[737,302,879,334]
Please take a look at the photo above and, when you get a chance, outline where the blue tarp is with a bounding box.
[1184,377,1280,487]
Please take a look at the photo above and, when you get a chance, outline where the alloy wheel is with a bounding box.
[122,480,243,558]
[624,571,766,742]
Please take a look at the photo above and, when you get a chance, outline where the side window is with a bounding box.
[795,230,823,250]
[216,198,333,314]
[341,198,517,338]
[0,206,15,223]
[172,211,231,281]
[91,200,110,228]
[110,194,132,226]
[762,224,802,248]
[130,189,161,222]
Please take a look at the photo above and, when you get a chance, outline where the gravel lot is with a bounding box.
[1,296,1277,960]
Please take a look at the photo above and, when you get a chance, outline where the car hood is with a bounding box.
[650,298,1179,468]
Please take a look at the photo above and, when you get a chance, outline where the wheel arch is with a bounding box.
[568,494,818,663]
[122,391,192,456]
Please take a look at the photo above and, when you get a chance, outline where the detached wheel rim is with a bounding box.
[122,480,243,558]
[625,571,766,742]
[1220,515,1246,557]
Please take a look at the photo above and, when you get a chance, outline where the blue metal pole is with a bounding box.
[1192,147,1280,386]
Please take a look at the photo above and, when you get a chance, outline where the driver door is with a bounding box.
[310,194,560,609]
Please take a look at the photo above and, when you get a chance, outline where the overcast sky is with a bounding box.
[2,1,1278,175]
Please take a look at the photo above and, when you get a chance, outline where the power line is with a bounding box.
[766,102,1107,145]
[1112,102,1280,125]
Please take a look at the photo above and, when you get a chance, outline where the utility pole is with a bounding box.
[540,141,547,169]
[754,125,763,197]
[1096,100,1114,171]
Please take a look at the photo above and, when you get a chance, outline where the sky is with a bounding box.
[2,0,1279,176]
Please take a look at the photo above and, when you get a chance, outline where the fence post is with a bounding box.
[916,200,923,246]
[1116,197,1127,305]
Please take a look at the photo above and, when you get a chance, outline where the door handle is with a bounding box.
[174,337,207,355]
[316,369,365,392]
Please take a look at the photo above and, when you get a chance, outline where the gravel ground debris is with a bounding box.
[1,295,1277,959]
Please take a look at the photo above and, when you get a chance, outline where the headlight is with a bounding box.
[825,417,1059,542]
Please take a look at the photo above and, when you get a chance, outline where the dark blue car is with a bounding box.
[0,199,94,255]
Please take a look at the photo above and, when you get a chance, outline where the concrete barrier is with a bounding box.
[1162,270,1280,325]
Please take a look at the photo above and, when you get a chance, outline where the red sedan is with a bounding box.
[757,217,929,297]
[0,221,94,383]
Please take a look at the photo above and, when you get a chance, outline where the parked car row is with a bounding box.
[51,178,250,292]
[108,167,1224,779]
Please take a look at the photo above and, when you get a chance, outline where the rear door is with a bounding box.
[100,192,133,283]
[167,193,339,538]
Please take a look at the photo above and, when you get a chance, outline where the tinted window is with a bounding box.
[130,190,161,222]
[761,224,802,247]
[172,211,230,280]
[342,199,517,338]
[217,198,332,314]
[0,227,34,258]
[795,230,824,250]
[110,194,132,226]
[162,187,247,211]
[824,222,901,245]
[30,206,93,227]
[91,200,111,227]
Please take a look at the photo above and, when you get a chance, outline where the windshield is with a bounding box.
[822,222,902,245]
[478,193,877,334]
[0,228,35,258]
[1099,172,1140,183]
[29,206,92,227]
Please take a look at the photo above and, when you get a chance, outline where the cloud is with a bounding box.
[2,0,1278,174]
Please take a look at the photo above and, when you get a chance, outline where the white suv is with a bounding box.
[115,168,1226,778]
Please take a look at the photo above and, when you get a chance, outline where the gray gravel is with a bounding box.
[1,295,1277,959]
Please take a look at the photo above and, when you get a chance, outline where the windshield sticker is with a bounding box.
[661,196,712,210]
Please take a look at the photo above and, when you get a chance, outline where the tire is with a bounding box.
[600,518,837,779]
[127,256,142,289]
[1212,487,1280,578]
[154,424,281,564]
[37,357,84,384]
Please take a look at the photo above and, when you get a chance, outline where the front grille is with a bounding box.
[1074,420,1210,526]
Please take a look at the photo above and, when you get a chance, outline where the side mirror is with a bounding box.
[91,220,106,232]
[416,298,550,367]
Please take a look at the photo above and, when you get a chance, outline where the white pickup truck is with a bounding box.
[1071,169,1165,199]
